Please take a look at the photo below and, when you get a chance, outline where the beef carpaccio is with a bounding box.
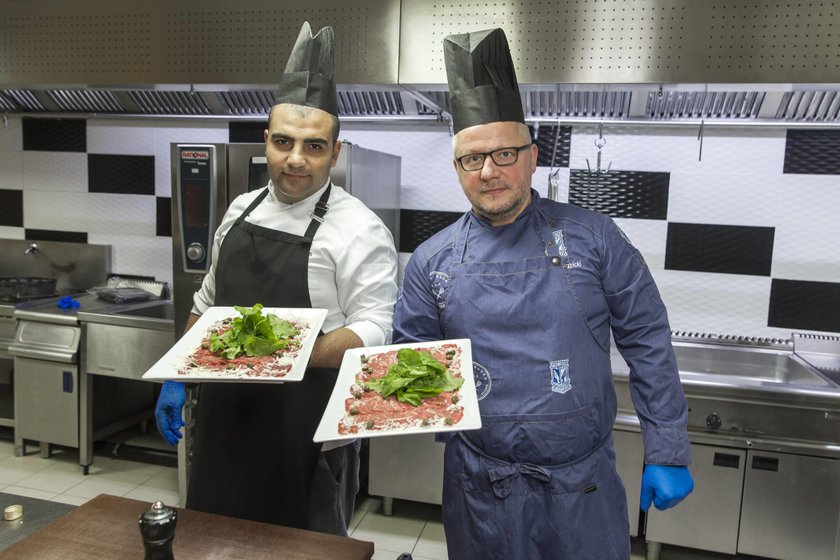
[178,318,309,379]
[338,343,465,434]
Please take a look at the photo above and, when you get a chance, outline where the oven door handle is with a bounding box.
[7,344,77,363]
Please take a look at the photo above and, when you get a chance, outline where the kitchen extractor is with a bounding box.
[170,141,400,504]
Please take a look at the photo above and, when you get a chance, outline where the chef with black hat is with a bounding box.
[154,22,398,534]
[393,28,694,559]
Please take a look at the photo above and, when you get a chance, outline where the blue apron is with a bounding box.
[439,202,630,559]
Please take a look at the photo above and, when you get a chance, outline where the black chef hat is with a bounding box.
[443,28,524,133]
[276,22,338,116]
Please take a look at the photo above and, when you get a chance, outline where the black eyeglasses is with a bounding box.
[456,143,533,172]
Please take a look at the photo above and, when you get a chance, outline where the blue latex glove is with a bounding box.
[57,296,80,309]
[155,381,185,446]
[640,465,695,511]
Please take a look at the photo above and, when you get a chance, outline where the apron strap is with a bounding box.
[457,430,612,499]
[303,184,332,239]
[234,187,270,226]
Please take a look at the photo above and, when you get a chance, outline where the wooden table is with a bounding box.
[0,494,374,559]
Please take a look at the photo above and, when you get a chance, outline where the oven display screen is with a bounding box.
[183,182,209,228]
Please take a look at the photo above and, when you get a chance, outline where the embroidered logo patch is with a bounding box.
[473,362,492,400]
[552,230,568,257]
[550,359,572,394]
[429,271,451,310]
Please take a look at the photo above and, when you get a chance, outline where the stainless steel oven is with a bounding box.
[170,141,400,503]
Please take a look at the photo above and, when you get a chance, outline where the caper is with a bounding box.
[444,417,453,426]
[451,394,460,404]
[246,362,254,369]
[365,420,374,429]
[360,354,368,363]
[349,406,359,415]
[421,419,430,427]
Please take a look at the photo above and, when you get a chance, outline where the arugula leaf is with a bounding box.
[207,305,300,360]
[364,348,464,407]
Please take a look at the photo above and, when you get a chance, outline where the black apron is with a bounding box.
[186,186,338,528]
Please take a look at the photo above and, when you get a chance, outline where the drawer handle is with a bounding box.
[62,371,73,393]
[713,453,740,469]
[751,455,779,472]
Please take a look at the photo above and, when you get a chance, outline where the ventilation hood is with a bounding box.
[1,0,839,126]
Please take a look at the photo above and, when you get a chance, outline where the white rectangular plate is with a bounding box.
[314,339,481,442]
[142,306,327,383]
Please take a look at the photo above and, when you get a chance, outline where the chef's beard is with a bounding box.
[470,184,530,225]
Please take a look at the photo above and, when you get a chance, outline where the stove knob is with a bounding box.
[706,412,722,431]
[186,243,205,263]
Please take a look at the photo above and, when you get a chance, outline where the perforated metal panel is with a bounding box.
[0,0,400,85]
[399,0,840,84]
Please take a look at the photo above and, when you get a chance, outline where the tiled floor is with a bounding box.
[0,437,761,560]
[347,497,760,560]
[0,439,178,508]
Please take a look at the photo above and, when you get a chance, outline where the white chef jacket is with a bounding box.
[192,179,399,451]
[193,178,398,347]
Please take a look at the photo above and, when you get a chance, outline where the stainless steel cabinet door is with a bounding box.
[14,357,79,447]
[739,450,840,560]
[369,433,444,505]
[646,443,745,554]
[613,429,645,537]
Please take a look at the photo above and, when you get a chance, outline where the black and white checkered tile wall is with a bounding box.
[1,117,838,336]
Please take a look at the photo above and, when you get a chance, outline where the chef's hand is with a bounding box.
[640,464,694,511]
[155,381,185,446]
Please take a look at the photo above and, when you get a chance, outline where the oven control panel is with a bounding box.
[176,145,216,273]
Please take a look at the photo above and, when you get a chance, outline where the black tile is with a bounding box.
[400,209,462,253]
[529,125,571,167]
[784,129,840,175]
[569,170,670,220]
[156,197,172,237]
[22,118,86,152]
[229,121,268,143]
[769,279,840,333]
[665,223,775,276]
[0,189,23,227]
[88,154,155,195]
[25,229,87,244]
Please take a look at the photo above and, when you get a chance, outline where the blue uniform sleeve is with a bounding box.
[393,252,445,343]
[600,218,692,466]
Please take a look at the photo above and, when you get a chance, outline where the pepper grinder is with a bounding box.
[138,501,177,560]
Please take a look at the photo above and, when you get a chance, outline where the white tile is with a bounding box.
[0,454,55,485]
[351,500,432,554]
[667,170,785,227]
[94,457,169,476]
[370,548,409,560]
[0,151,23,189]
[87,233,173,286]
[51,494,91,506]
[2,485,58,501]
[653,269,790,339]
[0,441,16,458]
[62,469,152,499]
[14,463,90,494]
[0,116,22,151]
[412,517,447,560]
[123,477,179,507]
[21,191,154,235]
[612,218,669,271]
[87,120,156,155]
[0,226,24,239]
[22,151,87,192]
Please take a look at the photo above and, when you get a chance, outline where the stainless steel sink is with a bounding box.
[673,344,831,387]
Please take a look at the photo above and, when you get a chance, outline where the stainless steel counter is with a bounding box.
[8,294,174,472]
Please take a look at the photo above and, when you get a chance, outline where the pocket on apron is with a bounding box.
[471,402,601,466]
